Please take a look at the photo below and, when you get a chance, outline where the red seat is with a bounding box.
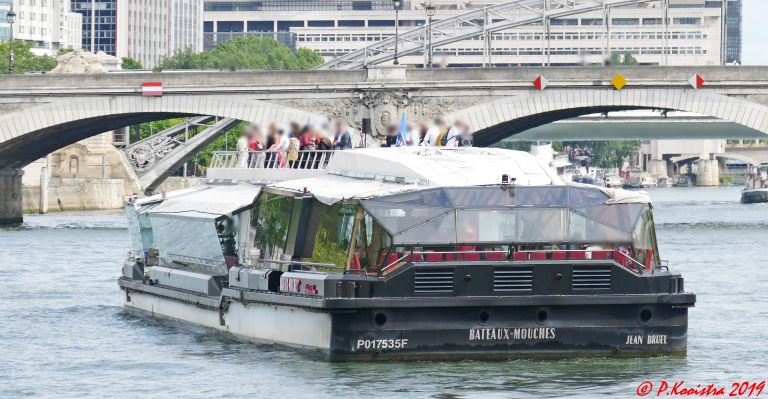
[591,250,609,259]
[404,253,423,263]
[486,252,506,261]
[513,252,529,261]
[550,251,566,260]
[385,253,400,266]
[444,253,457,261]
[530,252,547,261]
[644,249,654,270]
[424,253,443,262]
[612,249,631,267]
[569,251,587,260]
[350,254,362,270]
[462,253,481,261]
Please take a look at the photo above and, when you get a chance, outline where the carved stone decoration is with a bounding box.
[50,49,123,74]
[307,97,364,130]
[125,135,181,175]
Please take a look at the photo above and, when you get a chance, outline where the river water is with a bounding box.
[1,186,766,398]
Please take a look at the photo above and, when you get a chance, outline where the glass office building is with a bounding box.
[71,0,117,55]
[724,0,742,63]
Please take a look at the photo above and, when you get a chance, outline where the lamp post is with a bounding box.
[392,0,402,65]
[6,6,16,74]
[426,3,435,68]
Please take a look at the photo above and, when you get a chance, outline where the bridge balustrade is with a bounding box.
[210,150,337,170]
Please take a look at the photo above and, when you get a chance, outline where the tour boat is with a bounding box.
[741,188,768,204]
[742,165,768,204]
[118,148,695,361]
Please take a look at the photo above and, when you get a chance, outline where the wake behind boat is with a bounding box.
[118,148,695,361]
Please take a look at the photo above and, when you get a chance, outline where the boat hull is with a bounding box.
[741,189,768,204]
[122,286,690,361]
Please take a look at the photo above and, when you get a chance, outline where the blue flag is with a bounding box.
[395,112,408,147]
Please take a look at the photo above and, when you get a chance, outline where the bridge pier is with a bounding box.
[648,159,669,179]
[0,169,24,225]
[697,156,720,186]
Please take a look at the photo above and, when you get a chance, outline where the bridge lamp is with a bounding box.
[392,0,402,65]
[426,3,435,68]
[6,7,16,74]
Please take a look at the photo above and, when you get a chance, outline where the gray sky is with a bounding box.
[743,0,768,64]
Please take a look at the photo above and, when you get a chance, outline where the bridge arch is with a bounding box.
[451,89,768,146]
[0,96,316,169]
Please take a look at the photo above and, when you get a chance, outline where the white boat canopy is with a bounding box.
[267,148,647,206]
[135,183,262,219]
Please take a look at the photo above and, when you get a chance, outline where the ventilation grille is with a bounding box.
[414,269,454,294]
[572,266,612,290]
[494,267,533,292]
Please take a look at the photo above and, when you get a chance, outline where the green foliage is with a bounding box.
[495,139,640,169]
[609,52,639,66]
[121,57,143,69]
[142,37,324,172]
[58,48,74,56]
[192,122,247,168]
[0,40,58,73]
[155,36,324,71]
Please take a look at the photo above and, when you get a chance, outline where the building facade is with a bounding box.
[116,0,202,68]
[202,0,742,67]
[2,0,82,55]
[70,0,201,68]
[70,0,116,55]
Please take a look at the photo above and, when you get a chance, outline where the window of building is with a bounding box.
[551,18,578,26]
[642,18,663,25]
[217,21,244,32]
[247,21,273,31]
[352,1,372,10]
[581,18,603,25]
[612,18,639,25]
[674,17,701,25]
[277,20,303,32]
[308,20,334,27]
[338,20,364,27]
[203,21,213,32]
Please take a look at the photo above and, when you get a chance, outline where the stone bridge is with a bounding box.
[2,65,768,223]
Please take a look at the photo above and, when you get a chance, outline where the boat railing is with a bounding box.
[210,150,337,170]
[258,258,344,273]
[379,248,651,276]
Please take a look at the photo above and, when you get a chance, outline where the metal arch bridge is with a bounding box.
[316,0,662,70]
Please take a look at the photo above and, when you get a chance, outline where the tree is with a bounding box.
[121,57,143,70]
[145,37,325,173]
[0,40,58,73]
[609,51,639,66]
[155,36,324,71]
[494,139,639,169]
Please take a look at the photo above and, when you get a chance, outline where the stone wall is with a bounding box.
[23,178,125,213]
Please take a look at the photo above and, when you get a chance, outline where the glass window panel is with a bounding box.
[363,202,451,235]
[516,208,568,242]
[576,203,646,232]
[251,193,294,260]
[394,212,457,245]
[446,187,509,208]
[304,203,356,270]
[535,186,567,206]
[457,210,517,243]
[367,188,453,207]
[356,213,391,273]
[568,212,631,244]
[150,216,224,262]
[568,186,610,207]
